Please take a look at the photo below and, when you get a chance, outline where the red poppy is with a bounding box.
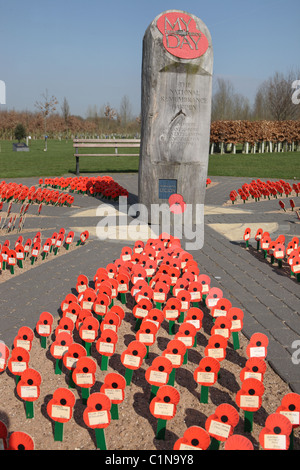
[100,372,126,404]
[145,308,164,329]
[134,240,145,254]
[259,413,293,450]
[96,329,118,357]
[79,316,99,343]
[224,434,254,450]
[15,243,25,262]
[175,322,197,349]
[240,357,267,382]
[276,393,300,428]
[55,317,74,337]
[134,284,153,303]
[72,356,97,388]
[8,431,34,450]
[211,317,232,339]
[100,311,120,333]
[187,281,202,303]
[204,334,227,362]
[136,320,157,346]
[80,288,97,311]
[174,426,211,450]
[261,233,271,251]
[121,246,132,262]
[110,304,125,323]
[145,258,157,278]
[227,307,244,332]
[106,262,117,278]
[63,301,82,324]
[36,311,53,337]
[0,341,9,372]
[206,287,223,309]
[83,392,111,429]
[273,242,285,259]
[145,356,173,387]
[246,332,268,359]
[163,298,181,321]
[184,307,203,331]
[149,385,180,420]
[116,272,130,293]
[60,293,78,314]
[243,227,251,241]
[50,332,73,360]
[76,274,89,294]
[162,338,186,368]
[63,343,87,371]
[80,230,89,243]
[236,378,264,412]
[194,356,220,386]
[197,274,211,295]
[13,326,34,352]
[153,280,169,303]
[47,387,76,423]
[291,255,300,274]
[120,340,147,370]
[175,290,191,312]
[8,346,30,376]
[210,298,232,319]
[93,292,110,317]
[16,368,41,402]
[172,278,189,297]
[255,228,263,241]
[65,231,74,246]
[205,404,240,442]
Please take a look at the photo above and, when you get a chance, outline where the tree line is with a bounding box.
[0,70,299,141]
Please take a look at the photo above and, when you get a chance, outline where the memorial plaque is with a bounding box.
[138,10,213,228]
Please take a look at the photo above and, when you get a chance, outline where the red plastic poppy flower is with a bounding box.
[136,320,157,346]
[72,356,97,388]
[163,298,181,321]
[93,292,110,317]
[227,307,244,332]
[106,262,117,278]
[175,290,191,312]
[211,317,232,339]
[145,308,164,329]
[110,305,125,323]
[197,274,211,294]
[205,404,240,441]
[162,338,186,368]
[55,317,74,338]
[100,372,126,404]
[184,307,203,331]
[224,434,254,450]
[246,332,268,359]
[16,368,41,402]
[0,341,9,372]
[80,230,89,243]
[79,316,99,343]
[168,193,186,214]
[116,272,130,293]
[243,227,251,241]
[36,311,54,337]
[50,332,73,359]
[193,356,220,386]
[206,287,223,309]
[96,329,118,357]
[210,298,232,319]
[236,378,265,412]
[47,387,76,423]
[187,281,202,303]
[60,293,78,314]
[150,385,180,420]
[240,357,267,382]
[13,326,34,352]
[276,393,300,428]
[175,322,197,349]
[100,311,120,333]
[144,258,157,278]
[120,340,147,370]
[174,425,211,450]
[121,246,132,262]
[81,288,97,311]
[153,280,169,303]
[145,356,173,387]
[83,392,111,429]
[173,278,189,297]
[204,334,227,362]
[76,274,89,294]
[134,240,145,254]
[63,342,87,371]
[63,301,82,323]
[259,413,293,450]
[8,431,34,450]
[8,346,30,376]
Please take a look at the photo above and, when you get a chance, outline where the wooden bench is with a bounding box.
[73,138,140,175]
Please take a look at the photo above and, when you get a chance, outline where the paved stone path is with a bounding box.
[1,173,299,392]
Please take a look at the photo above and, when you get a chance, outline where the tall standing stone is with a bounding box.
[138,10,213,237]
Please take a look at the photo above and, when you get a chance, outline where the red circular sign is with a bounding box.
[156,11,209,60]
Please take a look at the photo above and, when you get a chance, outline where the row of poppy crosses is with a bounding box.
[39,175,129,200]
[0,229,90,274]
[229,179,300,204]
[243,228,300,280]
[0,180,75,209]
[1,234,299,451]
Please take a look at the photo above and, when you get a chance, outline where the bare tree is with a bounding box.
[119,95,132,126]
[61,97,70,123]
[34,89,58,148]
[211,77,251,121]
[255,70,300,120]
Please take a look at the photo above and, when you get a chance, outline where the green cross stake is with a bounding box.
[149,385,159,402]
[81,387,90,405]
[167,368,176,386]
[232,331,240,350]
[244,410,253,432]
[111,403,119,420]
[54,421,64,442]
[55,358,63,375]
[200,385,209,404]
[169,321,175,335]
[125,368,134,386]
[156,418,167,440]
[95,428,107,450]
[25,401,34,419]
[101,355,109,371]
[40,336,47,349]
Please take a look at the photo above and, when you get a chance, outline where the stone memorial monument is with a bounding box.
[138,10,213,245]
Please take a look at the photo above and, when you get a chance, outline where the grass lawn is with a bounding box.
[0,139,299,180]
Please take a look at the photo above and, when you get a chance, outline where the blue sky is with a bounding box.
[1,0,299,117]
